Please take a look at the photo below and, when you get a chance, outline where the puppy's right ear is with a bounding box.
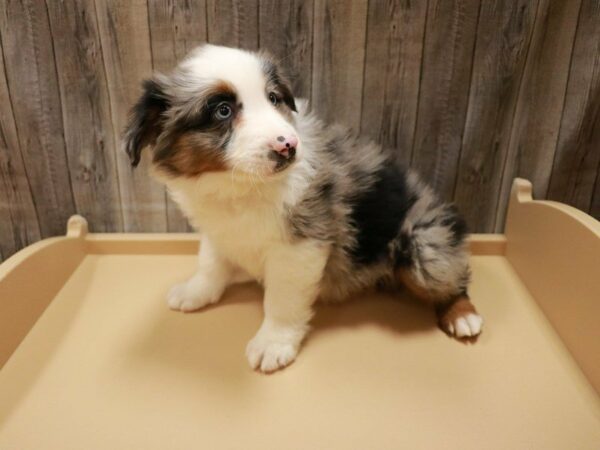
[123,78,170,167]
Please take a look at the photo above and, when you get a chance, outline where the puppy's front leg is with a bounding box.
[246,240,329,372]
[168,234,236,312]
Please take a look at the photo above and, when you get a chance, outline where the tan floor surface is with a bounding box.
[1,254,599,449]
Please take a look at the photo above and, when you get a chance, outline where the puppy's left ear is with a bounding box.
[123,77,170,167]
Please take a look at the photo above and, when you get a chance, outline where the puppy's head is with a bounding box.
[123,45,299,180]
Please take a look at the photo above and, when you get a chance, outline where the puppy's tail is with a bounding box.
[394,174,471,300]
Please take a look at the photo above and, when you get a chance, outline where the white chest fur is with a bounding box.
[166,173,291,280]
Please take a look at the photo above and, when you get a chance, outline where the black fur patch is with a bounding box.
[442,205,468,246]
[349,165,415,265]
[317,181,334,199]
[261,60,297,112]
[151,82,237,177]
[124,78,170,167]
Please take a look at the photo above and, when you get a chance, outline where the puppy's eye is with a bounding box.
[268,92,279,106]
[215,103,232,120]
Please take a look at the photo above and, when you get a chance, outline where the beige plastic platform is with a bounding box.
[1,179,599,449]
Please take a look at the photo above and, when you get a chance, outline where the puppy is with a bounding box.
[124,45,483,372]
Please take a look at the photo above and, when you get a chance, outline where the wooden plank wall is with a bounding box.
[1,0,599,260]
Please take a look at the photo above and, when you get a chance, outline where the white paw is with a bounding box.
[246,327,299,373]
[166,278,223,312]
[447,313,483,338]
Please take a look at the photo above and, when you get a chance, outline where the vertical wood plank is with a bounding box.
[95,0,168,232]
[0,0,76,237]
[546,0,600,214]
[410,0,480,198]
[147,0,208,232]
[591,164,600,220]
[360,0,428,167]
[453,0,538,232]
[312,0,368,130]
[494,0,582,231]
[0,33,41,260]
[46,0,123,233]
[258,0,313,100]
[148,0,207,68]
[206,0,258,50]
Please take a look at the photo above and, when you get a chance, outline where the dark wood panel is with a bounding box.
[360,0,428,168]
[454,0,538,232]
[206,0,258,50]
[547,0,600,214]
[0,0,76,237]
[258,0,313,100]
[47,0,123,233]
[147,0,208,232]
[494,0,582,231]
[410,0,480,197]
[591,164,600,220]
[0,33,41,259]
[312,0,368,131]
[0,1,599,260]
[95,0,168,232]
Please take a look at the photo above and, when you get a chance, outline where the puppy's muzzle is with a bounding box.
[268,135,298,172]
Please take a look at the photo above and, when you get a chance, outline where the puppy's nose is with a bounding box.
[270,135,299,159]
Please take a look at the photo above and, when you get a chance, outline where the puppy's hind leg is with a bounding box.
[167,234,235,312]
[398,267,483,339]
[395,201,483,340]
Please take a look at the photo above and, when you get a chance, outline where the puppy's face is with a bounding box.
[124,45,299,179]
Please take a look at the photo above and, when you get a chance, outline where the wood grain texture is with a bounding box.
[0,0,76,238]
[46,0,123,233]
[95,0,168,232]
[148,0,207,69]
[312,0,368,130]
[494,0,582,231]
[258,0,313,100]
[591,165,600,220]
[0,2,599,260]
[147,0,208,232]
[206,0,258,50]
[454,0,538,232]
[410,0,480,196]
[0,32,41,259]
[360,0,428,167]
[547,0,600,214]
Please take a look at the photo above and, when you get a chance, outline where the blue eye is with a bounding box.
[215,103,232,120]
[268,92,279,105]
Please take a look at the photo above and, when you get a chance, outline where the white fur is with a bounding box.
[166,161,329,371]
[167,235,235,311]
[453,314,484,338]
[181,45,300,177]
[162,48,327,371]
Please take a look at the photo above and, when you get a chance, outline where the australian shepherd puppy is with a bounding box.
[124,44,483,372]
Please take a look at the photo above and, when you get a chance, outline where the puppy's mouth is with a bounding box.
[268,148,297,173]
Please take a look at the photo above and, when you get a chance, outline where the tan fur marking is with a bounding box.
[397,268,436,302]
[435,296,476,325]
[396,267,458,303]
[167,133,227,177]
[397,268,480,341]
[435,295,480,341]
[153,80,237,177]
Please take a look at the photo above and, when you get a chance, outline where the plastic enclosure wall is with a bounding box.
[0,178,599,398]
[505,179,600,395]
